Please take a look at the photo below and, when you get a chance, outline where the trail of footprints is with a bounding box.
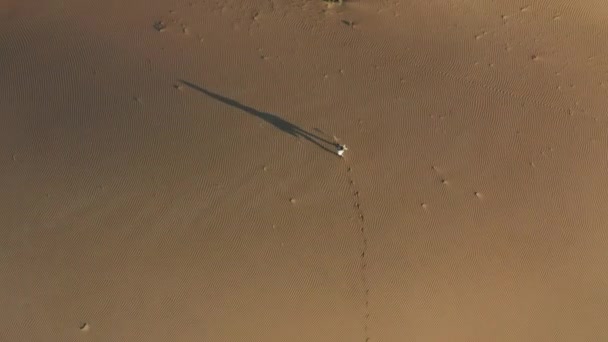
[345,165,371,342]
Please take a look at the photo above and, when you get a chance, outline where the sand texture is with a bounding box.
[1,0,608,341]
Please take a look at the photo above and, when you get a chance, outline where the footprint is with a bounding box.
[153,21,167,32]
[79,322,90,332]
[343,163,371,342]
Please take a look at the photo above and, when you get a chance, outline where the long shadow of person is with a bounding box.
[179,80,338,155]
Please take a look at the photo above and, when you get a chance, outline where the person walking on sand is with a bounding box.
[336,144,348,157]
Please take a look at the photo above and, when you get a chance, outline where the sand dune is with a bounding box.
[1,0,608,341]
